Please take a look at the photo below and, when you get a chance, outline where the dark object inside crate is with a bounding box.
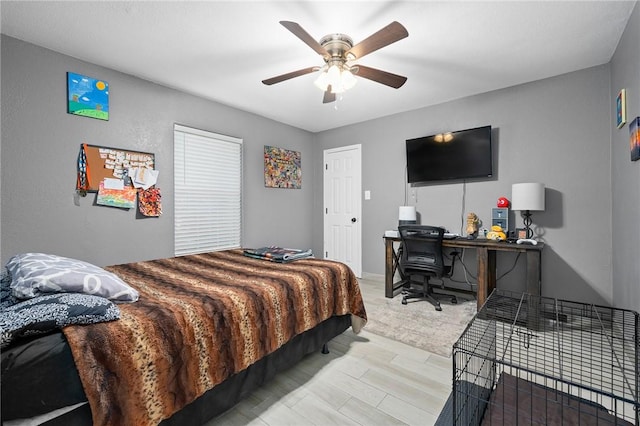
[453,289,640,425]
[483,373,633,425]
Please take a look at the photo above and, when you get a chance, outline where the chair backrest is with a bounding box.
[398,225,446,277]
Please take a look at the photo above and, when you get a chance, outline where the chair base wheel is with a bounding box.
[400,284,454,311]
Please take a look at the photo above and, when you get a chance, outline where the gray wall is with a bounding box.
[3,3,639,310]
[1,35,315,267]
[312,65,614,306]
[312,2,640,309]
[611,2,640,311]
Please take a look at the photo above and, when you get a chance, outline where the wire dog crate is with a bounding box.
[453,289,639,425]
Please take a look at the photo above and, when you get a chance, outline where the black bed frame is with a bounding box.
[1,315,351,425]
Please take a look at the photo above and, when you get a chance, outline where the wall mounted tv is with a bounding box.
[406,125,493,183]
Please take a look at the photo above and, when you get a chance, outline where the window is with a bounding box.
[174,124,242,256]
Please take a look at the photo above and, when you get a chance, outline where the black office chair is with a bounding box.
[398,225,457,311]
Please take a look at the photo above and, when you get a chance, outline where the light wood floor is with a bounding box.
[206,278,453,426]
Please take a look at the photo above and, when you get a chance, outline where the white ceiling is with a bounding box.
[1,1,635,132]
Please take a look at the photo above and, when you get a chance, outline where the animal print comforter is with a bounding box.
[62,250,367,426]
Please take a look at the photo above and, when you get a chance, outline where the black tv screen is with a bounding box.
[406,125,493,183]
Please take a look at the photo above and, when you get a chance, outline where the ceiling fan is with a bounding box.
[262,21,408,103]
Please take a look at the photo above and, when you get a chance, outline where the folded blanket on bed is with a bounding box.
[63,250,366,426]
[243,246,313,262]
[0,273,120,348]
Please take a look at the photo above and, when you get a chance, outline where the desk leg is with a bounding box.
[476,247,497,311]
[384,239,394,298]
[526,250,542,329]
[526,250,541,297]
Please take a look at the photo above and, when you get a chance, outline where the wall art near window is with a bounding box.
[264,145,301,189]
[630,117,640,162]
[67,72,109,121]
[616,88,626,129]
[96,181,136,209]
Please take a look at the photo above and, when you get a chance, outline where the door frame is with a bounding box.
[323,144,362,277]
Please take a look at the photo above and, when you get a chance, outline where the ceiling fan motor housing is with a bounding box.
[319,34,354,62]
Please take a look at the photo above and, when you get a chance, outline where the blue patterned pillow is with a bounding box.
[6,253,139,302]
[0,270,19,309]
[0,292,120,348]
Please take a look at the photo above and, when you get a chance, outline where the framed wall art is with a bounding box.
[515,228,528,240]
[67,72,109,121]
[631,116,640,162]
[264,145,301,189]
[616,88,626,129]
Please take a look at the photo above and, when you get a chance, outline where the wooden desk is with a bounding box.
[383,236,543,310]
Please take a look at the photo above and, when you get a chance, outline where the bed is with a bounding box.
[1,249,367,425]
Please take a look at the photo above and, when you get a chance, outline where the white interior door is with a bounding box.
[323,144,362,277]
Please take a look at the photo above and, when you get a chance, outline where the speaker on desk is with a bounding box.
[398,206,417,226]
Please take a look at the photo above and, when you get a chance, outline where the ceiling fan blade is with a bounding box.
[346,21,408,60]
[323,86,336,103]
[262,67,318,85]
[354,65,407,89]
[280,21,328,57]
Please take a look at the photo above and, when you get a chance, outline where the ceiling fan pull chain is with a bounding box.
[333,94,344,111]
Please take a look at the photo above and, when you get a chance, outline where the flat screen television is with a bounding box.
[406,125,493,183]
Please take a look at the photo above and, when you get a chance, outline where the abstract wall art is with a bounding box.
[630,116,640,161]
[264,145,301,189]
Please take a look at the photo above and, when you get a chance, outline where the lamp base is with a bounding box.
[399,220,417,226]
[522,210,533,239]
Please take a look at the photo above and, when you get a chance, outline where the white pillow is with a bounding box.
[6,253,139,302]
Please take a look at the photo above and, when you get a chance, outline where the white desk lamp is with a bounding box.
[511,183,545,239]
[398,206,417,226]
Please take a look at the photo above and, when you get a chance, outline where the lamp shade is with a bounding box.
[511,183,545,211]
[398,206,417,223]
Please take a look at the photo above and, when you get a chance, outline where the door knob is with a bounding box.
[351,217,357,223]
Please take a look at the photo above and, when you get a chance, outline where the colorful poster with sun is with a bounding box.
[67,72,109,120]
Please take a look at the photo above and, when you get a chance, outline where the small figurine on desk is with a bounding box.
[486,225,507,241]
[466,212,480,239]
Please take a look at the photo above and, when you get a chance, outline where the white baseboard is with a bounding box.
[360,272,384,282]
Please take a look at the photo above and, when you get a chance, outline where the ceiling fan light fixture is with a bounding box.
[314,69,329,91]
[327,64,342,91]
[314,64,357,94]
[341,68,357,91]
[315,64,356,94]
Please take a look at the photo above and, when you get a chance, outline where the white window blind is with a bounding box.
[174,124,242,256]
